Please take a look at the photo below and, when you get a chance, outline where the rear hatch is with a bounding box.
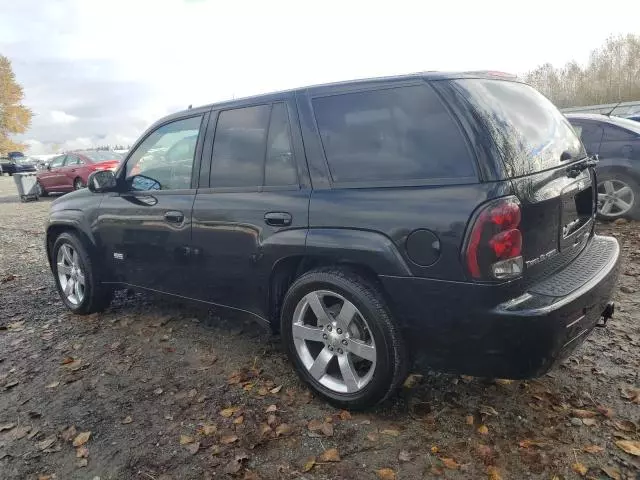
[448,78,596,282]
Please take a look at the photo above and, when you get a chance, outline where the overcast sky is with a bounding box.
[1,0,639,155]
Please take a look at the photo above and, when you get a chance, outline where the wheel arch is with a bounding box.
[46,219,98,270]
[265,228,411,332]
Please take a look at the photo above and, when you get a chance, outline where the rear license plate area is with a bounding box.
[559,177,593,251]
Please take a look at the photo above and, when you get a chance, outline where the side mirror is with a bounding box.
[88,170,117,193]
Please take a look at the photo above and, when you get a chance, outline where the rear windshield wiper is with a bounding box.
[566,154,598,178]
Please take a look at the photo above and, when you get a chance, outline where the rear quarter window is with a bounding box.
[449,79,585,178]
[312,84,476,184]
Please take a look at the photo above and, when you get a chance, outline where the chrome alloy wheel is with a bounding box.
[292,290,377,394]
[57,244,85,305]
[598,179,635,218]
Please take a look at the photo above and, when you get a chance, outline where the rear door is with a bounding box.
[95,113,208,295]
[61,154,82,188]
[191,98,310,319]
[445,78,595,281]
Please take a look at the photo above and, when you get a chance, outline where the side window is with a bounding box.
[265,103,297,186]
[125,115,203,191]
[602,125,635,142]
[312,85,475,183]
[50,156,65,168]
[574,123,603,146]
[210,105,270,188]
[64,155,80,166]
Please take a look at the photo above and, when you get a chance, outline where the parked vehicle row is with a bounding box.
[566,114,640,220]
[45,72,620,408]
[35,150,123,196]
[0,152,37,175]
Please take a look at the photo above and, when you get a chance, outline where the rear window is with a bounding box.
[450,79,585,178]
[312,84,476,184]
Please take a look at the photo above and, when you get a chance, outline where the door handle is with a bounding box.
[264,212,292,226]
[164,210,185,223]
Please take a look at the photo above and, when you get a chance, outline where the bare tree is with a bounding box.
[525,34,640,107]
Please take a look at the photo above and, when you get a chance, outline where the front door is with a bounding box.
[191,101,310,319]
[40,155,67,190]
[95,113,208,296]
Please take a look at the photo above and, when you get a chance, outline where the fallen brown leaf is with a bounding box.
[259,423,272,436]
[275,423,292,437]
[61,425,77,442]
[0,423,16,432]
[582,418,597,426]
[583,445,604,454]
[613,419,637,432]
[380,428,400,437]
[267,414,277,426]
[615,440,640,456]
[61,356,75,365]
[319,448,340,462]
[519,439,546,448]
[308,419,323,432]
[596,405,614,417]
[367,432,379,442]
[403,373,423,388]
[72,431,91,447]
[36,436,57,451]
[339,410,351,421]
[270,385,282,394]
[494,378,513,386]
[302,456,316,472]
[477,425,489,435]
[223,458,243,475]
[46,381,60,389]
[477,444,494,461]
[76,446,89,458]
[121,416,133,425]
[179,434,194,445]
[398,450,413,462]
[620,388,640,403]
[479,405,498,417]
[441,457,459,470]
[466,414,474,425]
[601,466,622,480]
[257,386,269,396]
[375,468,396,480]
[12,426,30,440]
[321,422,334,437]
[487,466,503,480]
[242,470,260,480]
[572,409,597,418]
[265,404,277,413]
[572,463,588,476]
[186,441,200,455]
[199,424,217,436]
[233,415,244,425]
[220,434,238,444]
[220,406,240,418]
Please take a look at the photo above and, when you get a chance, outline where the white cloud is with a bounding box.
[2,0,640,155]
[49,110,78,124]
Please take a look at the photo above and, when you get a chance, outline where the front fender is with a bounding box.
[46,210,98,266]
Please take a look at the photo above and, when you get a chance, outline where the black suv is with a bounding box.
[46,72,620,409]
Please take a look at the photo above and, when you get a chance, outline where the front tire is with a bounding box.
[281,267,407,409]
[52,232,113,314]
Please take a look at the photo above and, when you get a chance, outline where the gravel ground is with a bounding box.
[0,175,639,480]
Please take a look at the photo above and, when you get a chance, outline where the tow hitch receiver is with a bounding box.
[596,302,615,328]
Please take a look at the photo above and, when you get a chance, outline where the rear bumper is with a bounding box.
[381,235,621,378]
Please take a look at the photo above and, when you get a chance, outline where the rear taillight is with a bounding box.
[465,196,523,281]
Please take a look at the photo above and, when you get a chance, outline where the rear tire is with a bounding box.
[596,173,639,221]
[52,232,113,314]
[281,267,408,409]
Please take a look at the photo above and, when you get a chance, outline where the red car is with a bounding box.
[36,151,123,195]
